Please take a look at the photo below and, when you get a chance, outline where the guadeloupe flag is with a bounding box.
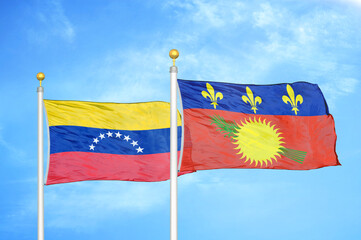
[44,100,184,185]
[178,79,340,172]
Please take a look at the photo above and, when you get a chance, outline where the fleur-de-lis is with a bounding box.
[202,83,223,109]
[242,87,262,114]
[282,84,303,115]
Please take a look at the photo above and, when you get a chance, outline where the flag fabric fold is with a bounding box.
[178,79,339,172]
[44,100,184,185]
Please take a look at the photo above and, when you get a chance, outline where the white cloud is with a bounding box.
[44,181,169,229]
[338,78,358,93]
[179,170,295,220]
[2,179,170,231]
[49,1,360,112]
[332,0,361,7]
[248,3,361,101]
[29,0,75,43]
[69,0,359,108]
[165,0,246,28]
[90,47,172,103]
[0,127,26,161]
[320,77,359,108]
[253,2,284,28]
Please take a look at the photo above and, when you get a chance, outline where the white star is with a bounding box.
[106,131,113,137]
[99,133,105,139]
[131,140,138,147]
[93,138,99,144]
[89,144,95,150]
[115,132,122,138]
[136,146,144,153]
[124,135,130,141]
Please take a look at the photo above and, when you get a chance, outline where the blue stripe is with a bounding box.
[178,79,329,116]
[49,126,182,155]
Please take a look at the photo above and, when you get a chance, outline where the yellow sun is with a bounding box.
[232,117,284,167]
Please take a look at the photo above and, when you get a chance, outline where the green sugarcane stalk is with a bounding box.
[210,115,239,138]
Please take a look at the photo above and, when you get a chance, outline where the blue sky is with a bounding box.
[1,0,361,239]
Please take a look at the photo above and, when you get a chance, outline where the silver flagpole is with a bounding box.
[37,72,45,240]
[169,49,179,240]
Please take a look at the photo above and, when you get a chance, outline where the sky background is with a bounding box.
[1,0,361,239]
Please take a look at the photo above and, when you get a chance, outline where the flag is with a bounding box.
[178,79,340,172]
[44,100,184,185]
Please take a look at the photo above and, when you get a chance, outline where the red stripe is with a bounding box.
[46,151,188,185]
[180,109,339,171]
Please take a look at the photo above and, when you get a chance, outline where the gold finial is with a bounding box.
[36,72,45,86]
[169,49,179,66]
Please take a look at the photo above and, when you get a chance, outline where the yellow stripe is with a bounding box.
[44,100,182,130]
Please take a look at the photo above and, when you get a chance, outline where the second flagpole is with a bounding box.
[169,49,179,240]
[37,72,45,240]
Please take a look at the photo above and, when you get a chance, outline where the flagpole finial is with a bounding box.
[169,49,179,66]
[37,72,45,87]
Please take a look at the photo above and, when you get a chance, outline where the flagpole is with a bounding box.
[169,49,179,240]
[37,72,45,240]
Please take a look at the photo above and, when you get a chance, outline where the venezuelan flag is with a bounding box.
[44,100,182,185]
[178,79,340,172]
